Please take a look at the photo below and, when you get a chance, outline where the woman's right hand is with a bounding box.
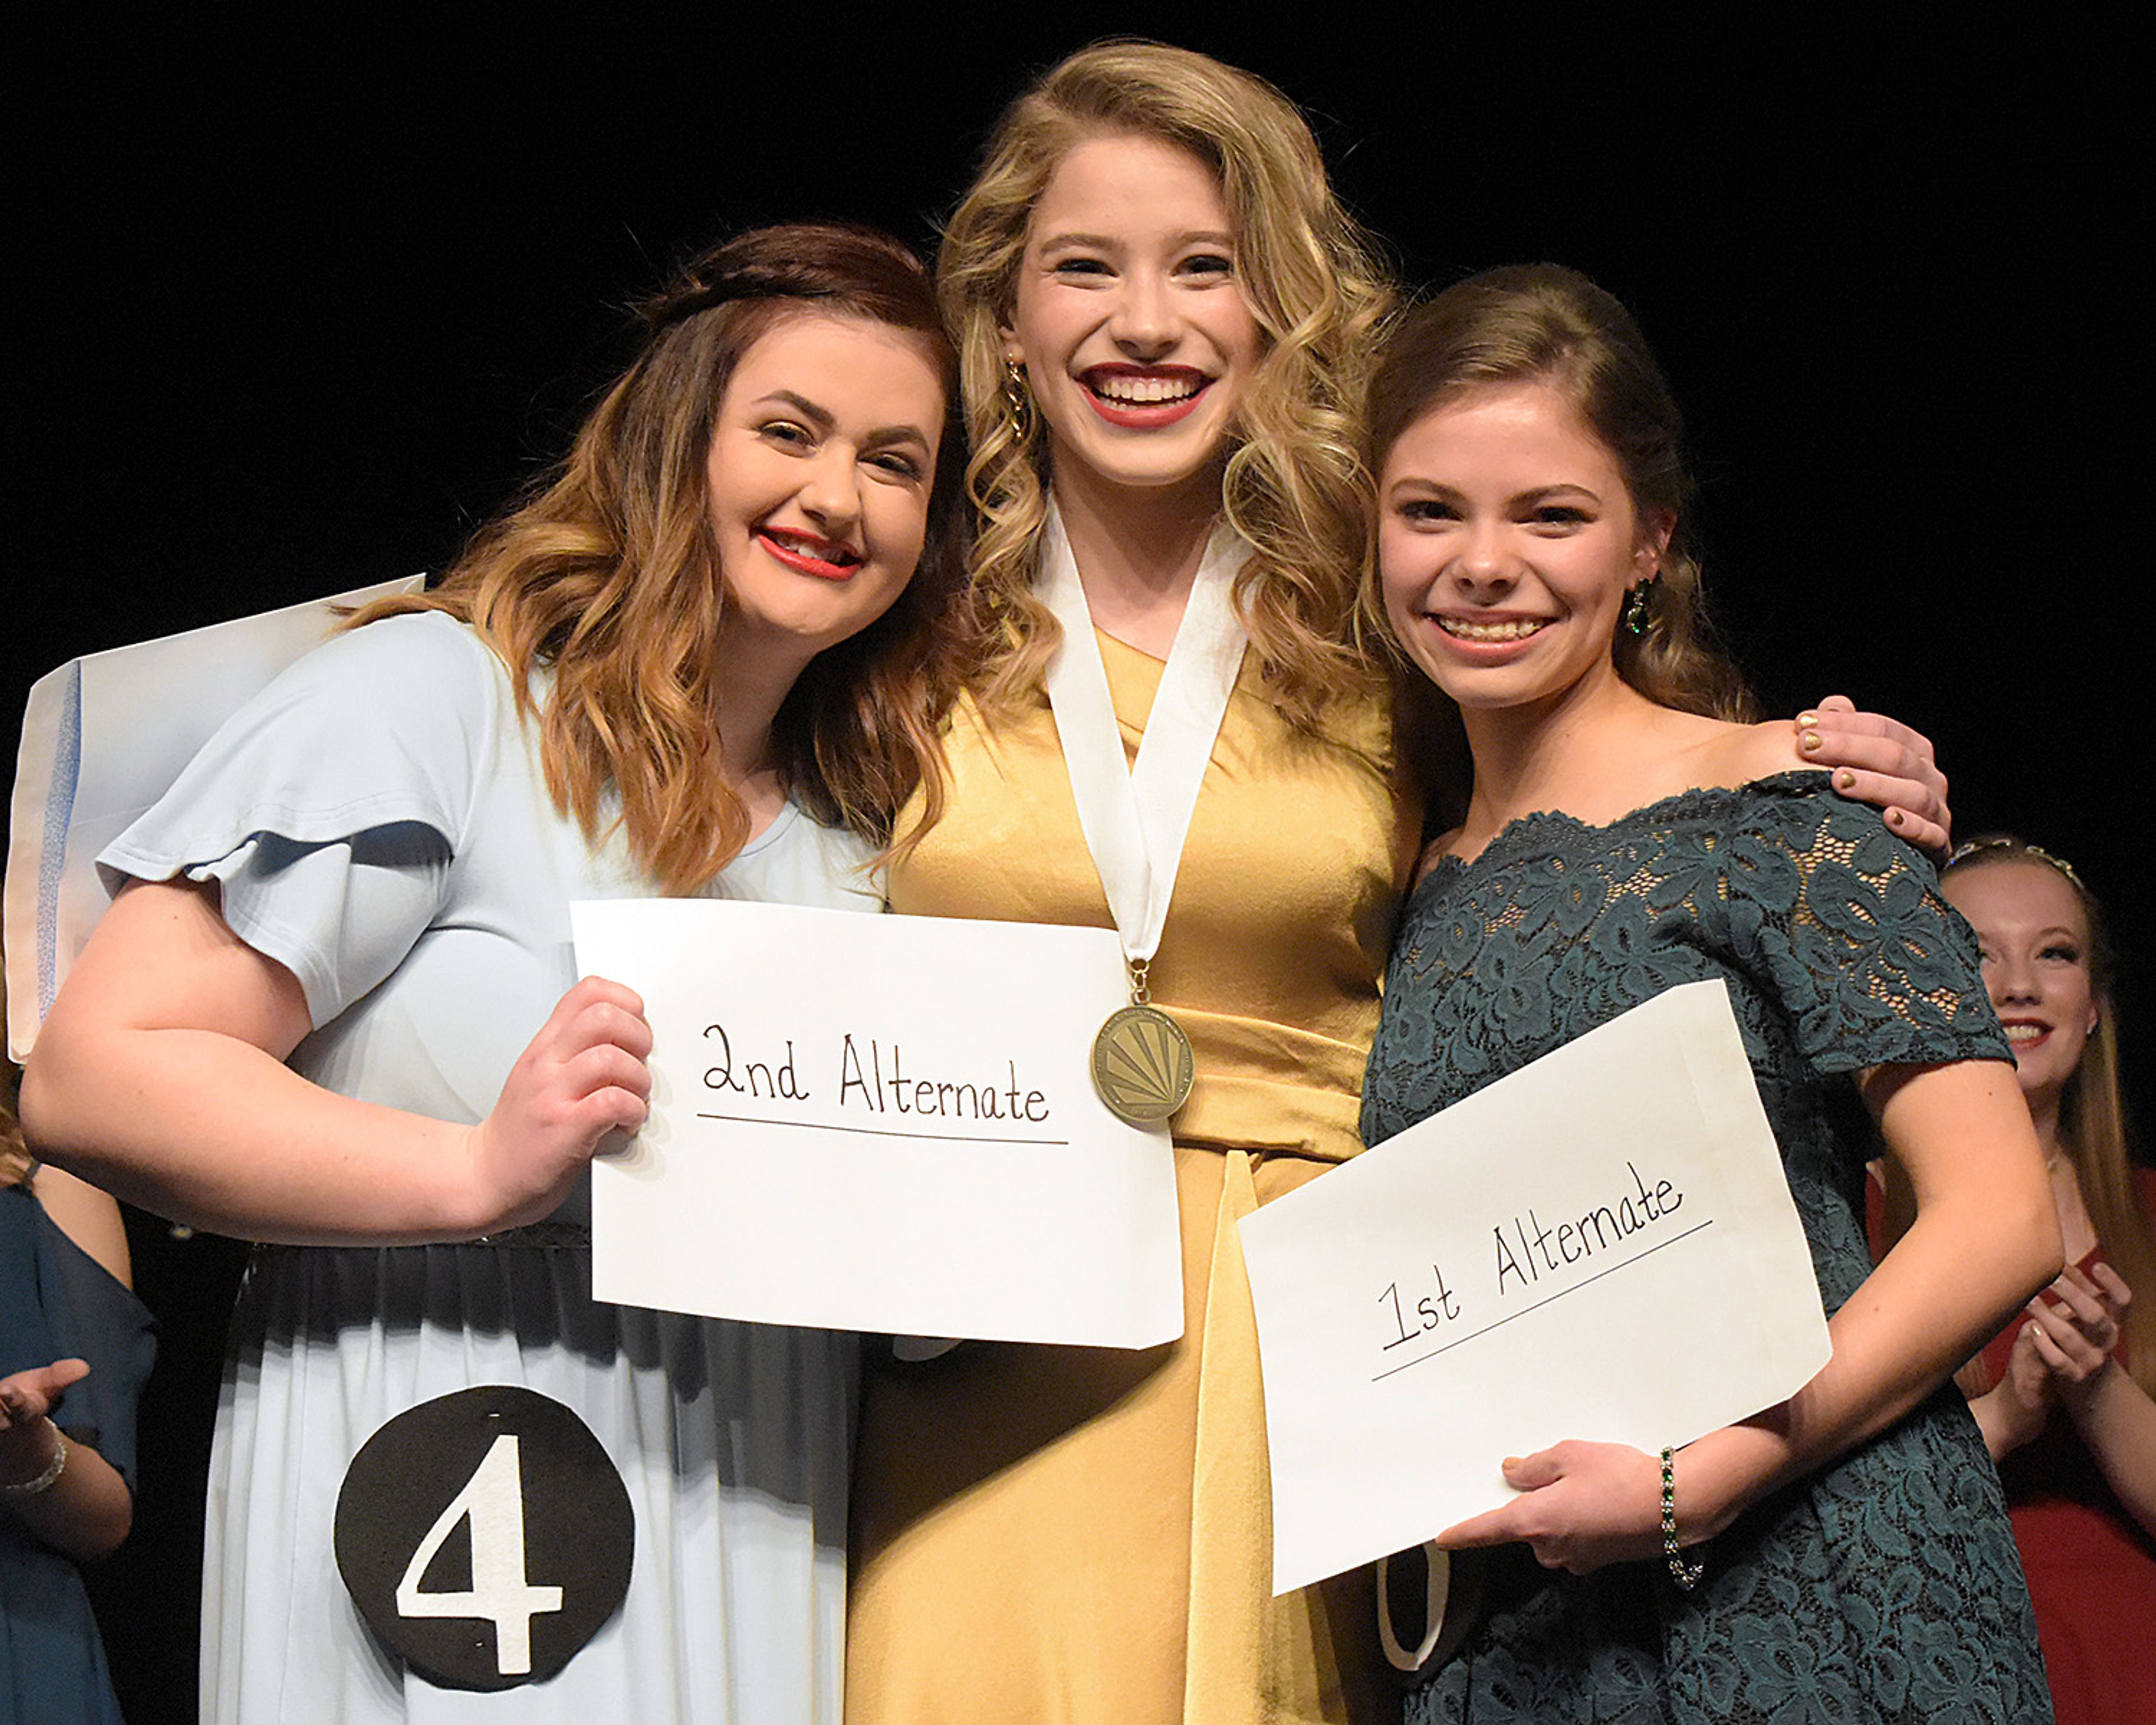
[27,883,661,1244]
[463,977,653,1230]
[1972,1322,2054,1459]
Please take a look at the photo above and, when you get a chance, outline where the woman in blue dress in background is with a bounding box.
[1358,264,2061,1723]
[3,1071,156,1725]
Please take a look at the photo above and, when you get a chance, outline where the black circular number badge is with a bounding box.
[333,1385,634,1691]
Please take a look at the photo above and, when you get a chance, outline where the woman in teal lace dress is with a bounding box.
[1357,266,2061,1723]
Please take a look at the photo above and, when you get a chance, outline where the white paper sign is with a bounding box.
[6,576,424,1057]
[1239,980,1832,1594]
[572,898,1185,1348]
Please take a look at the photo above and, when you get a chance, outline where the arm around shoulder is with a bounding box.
[1788,693,1951,852]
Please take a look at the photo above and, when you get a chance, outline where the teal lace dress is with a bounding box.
[1362,775,2051,1725]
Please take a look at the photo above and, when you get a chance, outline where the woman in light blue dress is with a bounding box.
[21,222,966,1724]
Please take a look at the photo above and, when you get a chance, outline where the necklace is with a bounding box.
[1038,505,1248,1126]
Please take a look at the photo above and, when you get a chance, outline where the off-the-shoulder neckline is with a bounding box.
[1416,770,1844,900]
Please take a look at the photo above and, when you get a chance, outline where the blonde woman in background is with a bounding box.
[1936,838,2156,1725]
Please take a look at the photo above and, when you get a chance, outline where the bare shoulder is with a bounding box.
[26,1163,133,1288]
[1694,718,1811,787]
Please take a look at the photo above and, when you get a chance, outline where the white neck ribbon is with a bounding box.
[1038,504,1250,970]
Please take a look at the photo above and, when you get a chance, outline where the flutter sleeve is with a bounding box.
[1719,781,2013,1074]
[94,612,496,1028]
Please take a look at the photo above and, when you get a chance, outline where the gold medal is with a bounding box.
[1091,1003,1194,1125]
[1037,511,1245,1136]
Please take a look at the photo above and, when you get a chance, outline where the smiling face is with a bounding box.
[1944,858,2100,1110]
[1002,132,1262,510]
[703,311,947,678]
[1378,380,1671,714]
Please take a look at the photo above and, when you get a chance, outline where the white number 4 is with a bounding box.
[396,1434,564,1676]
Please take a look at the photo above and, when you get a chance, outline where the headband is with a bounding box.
[1944,836,2088,895]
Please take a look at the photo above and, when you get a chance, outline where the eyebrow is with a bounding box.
[750,390,933,452]
[1034,229,1237,253]
[1385,477,1605,504]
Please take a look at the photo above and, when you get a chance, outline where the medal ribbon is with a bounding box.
[1038,505,1249,976]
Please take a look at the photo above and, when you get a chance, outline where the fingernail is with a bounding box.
[1835,768,1856,790]
[1801,731,1823,753]
[1797,711,1818,728]
[1888,810,1905,828]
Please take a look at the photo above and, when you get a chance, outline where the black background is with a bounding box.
[12,13,2139,1721]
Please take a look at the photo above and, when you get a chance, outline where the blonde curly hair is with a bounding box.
[940,39,1396,733]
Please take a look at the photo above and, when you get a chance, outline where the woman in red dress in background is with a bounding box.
[1899,838,2156,1722]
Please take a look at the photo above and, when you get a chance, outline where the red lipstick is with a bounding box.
[758,528,862,581]
[1079,364,1209,430]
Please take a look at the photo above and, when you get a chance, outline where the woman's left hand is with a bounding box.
[0,1358,90,1434]
[1794,695,1952,854]
[2026,1262,2127,1397]
[1435,1440,1670,1575]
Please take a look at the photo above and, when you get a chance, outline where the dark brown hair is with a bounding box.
[1362,263,1753,723]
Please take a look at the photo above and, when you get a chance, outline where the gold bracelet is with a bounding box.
[2,1420,70,1496]
[1659,1445,1704,1591]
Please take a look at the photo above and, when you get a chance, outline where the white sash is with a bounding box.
[1037,505,1249,975]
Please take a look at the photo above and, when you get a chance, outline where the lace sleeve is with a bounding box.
[1723,787,2012,1074]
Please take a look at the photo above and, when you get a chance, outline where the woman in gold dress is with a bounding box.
[846,40,1950,1725]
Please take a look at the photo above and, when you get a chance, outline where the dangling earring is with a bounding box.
[1623,573,1660,637]
[1002,357,1034,442]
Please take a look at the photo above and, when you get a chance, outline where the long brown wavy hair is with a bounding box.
[1939,840,2156,1399]
[351,223,969,892]
[3,967,30,1186]
[2,1076,29,1188]
[1360,264,1757,729]
[938,39,1396,734]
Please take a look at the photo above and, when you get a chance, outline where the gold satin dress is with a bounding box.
[847,633,1416,1725]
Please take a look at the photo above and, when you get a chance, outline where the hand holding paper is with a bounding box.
[466,976,653,1232]
[1436,1439,1681,1574]
[1238,981,1832,1595]
[572,897,1184,1347]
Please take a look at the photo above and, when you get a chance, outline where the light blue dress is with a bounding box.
[101,612,878,1724]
